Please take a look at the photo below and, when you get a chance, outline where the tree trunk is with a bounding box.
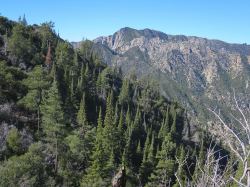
[247,170,250,187]
[55,141,58,172]
[38,107,40,131]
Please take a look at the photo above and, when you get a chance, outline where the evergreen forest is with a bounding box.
[0,15,247,187]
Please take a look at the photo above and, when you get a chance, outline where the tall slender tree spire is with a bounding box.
[46,42,53,73]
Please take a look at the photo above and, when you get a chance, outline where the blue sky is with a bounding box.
[2,0,250,44]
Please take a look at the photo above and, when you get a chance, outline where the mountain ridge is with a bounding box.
[71,28,250,135]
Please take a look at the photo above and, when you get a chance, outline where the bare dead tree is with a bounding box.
[175,136,238,187]
[208,91,250,187]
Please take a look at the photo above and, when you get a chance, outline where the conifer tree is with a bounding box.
[117,107,125,157]
[113,101,119,127]
[139,128,153,185]
[118,78,130,106]
[84,63,91,84]
[65,75,77,124]
[193,139,205,183]
[18,65,50,130]
[77,63,86,95]
[122,133,138,186]
[102,91,117,154]
[158,118,165,140]
[21,14,28,27]
[125,106,131,128]
[147,138,175,187]
[135,140,143,166]
[7,127,23,156]
[77,93,88,130]
[132,105,145,142]
[7,23,28,66]
[170,111,177,141]
[73,50,79,74]
[41,81,65,172]
[106,149,117,180]
[147,132,155,164]
[83,107,106,184]
[45,42,53,73]
[94,107,103,142]
[174,145,186,187]
[96,68,102,94]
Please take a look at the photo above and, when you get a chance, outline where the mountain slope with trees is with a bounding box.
[87,27,250,135]
[0,15,246,186]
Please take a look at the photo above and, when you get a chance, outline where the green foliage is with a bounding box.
[7,23,29,65]
[0,142,55,187]
[7,127,23,156]
[41,81,65,172]
[55,41,74,68]
[118,78,130,106]
[0,16,235,186]
[147,138,176,186]
[0,61,27,101]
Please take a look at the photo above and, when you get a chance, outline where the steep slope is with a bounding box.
[91,27,250,130]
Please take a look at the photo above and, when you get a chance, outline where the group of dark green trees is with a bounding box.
[0,15,245,186]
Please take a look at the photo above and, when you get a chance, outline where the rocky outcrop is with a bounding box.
[89,28,250,133]
[112,167,126,187]
[0,122,33,159]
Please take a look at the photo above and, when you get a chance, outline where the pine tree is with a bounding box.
[65,75,77,124]
[139,129,154,185]
[135,140,143,166]
[102,91,117,154]
[118,78,130,106]
[132,105,144,142]
[147,132,155,164]
[77,63,86,95]
[18,65,50,131]
[45,42,53,73]
[84,63,91,84]
[77,93,88,130]
[147,138,175,187]
[41,81,65,172]
[170,111,177,141]
[83,107,107,185]
[193,139,206,184]
[125,106,131,128]
[7,23,28,66]
[117,107,125,157]
[158,118,165,140]
[106,149,117,180]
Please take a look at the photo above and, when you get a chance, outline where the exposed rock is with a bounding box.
[0,122,33,159]
[112,167,126,187]
[89,28,250,132]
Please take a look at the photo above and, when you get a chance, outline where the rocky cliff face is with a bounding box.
[74,28,250,136]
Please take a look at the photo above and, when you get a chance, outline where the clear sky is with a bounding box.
[2,0,250,44]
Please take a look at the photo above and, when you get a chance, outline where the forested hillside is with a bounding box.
[0,15,245,187]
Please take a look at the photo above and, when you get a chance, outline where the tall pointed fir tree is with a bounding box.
[41,81,65,172]
[77,93,88,132]
[102,91,118,155]
[169,111,177,142]
[82,107,107,185]
[118,78,130,107]
[65,75,77,124]
[139,128,152,185]
[117,107,125,158]
[146,138,176,187]
[193,139,206,184]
